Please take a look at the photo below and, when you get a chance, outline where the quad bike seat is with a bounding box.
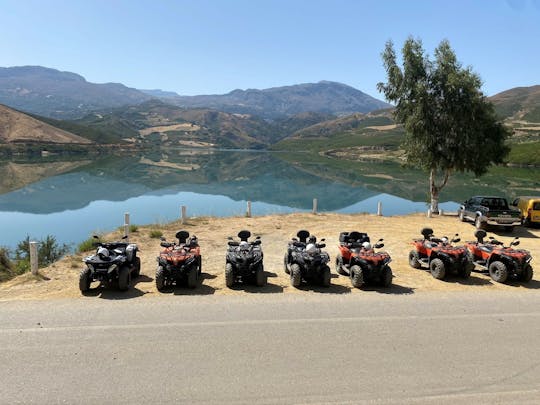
[297,230,310,243]
[176,230,190,244]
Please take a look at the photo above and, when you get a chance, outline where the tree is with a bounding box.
[377,38,511,213]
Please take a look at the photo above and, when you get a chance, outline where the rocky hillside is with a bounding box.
[169,81,391,118]
[0,66,152,119]
[490,85,540,121]
[0,104,91,144]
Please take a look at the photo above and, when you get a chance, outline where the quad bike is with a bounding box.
[464,230,533,283]
[409,227,473,280]
[284,230,331,288]
[225,230,266,288]
[155,230,201,291]
[336,231,392,288]
[79,235,140,292]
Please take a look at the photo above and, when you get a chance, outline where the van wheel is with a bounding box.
[475,216,484,230]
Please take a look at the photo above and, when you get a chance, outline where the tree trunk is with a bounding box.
[429,169,450,215]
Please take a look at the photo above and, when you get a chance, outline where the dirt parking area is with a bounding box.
[1,212,539,300]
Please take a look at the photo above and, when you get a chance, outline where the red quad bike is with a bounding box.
[336,231,392,288]
[155,230,201,291]
[464,230,533,283]
[409,228,473,280]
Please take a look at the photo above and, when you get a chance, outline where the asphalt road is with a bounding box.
[1,292,540,404]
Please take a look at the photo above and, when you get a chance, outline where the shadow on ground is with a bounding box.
[362,282,415,295]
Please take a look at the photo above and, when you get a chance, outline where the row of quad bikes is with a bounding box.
[79,227,533,293]
[409,227,533,283]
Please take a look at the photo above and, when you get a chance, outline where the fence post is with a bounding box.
[377,201,383,216]
[181,205,187,224]
[246,201,252,218]
[427,209,432,218]
[124,212,130,241]
[29,241,38,275]
[312,198,318,214]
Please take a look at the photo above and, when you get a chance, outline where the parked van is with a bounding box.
[512,196,540,226]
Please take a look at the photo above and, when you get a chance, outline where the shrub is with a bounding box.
[16,235,70,269]
[149,230,163,239]
[77,236,101,253]
[0,247,13,282]
[129,224,139,233]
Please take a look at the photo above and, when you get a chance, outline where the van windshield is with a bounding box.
[533,202,540,210]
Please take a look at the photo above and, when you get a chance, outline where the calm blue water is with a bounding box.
[3,149,534,249]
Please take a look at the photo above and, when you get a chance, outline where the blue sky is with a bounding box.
[1,0,539,98]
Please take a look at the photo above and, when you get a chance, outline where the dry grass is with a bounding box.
[1,213,539,301]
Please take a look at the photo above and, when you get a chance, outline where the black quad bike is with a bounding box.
[225,230,266,288]
[79,235,140,292]
[155,230,202,291]
[284,230,331,288]
[336,231,392,288]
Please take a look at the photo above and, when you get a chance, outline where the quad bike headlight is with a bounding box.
[107,264,118,274]
[526,255,532,263]
[86,263,94,271]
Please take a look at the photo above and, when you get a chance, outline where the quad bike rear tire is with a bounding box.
[520,264,533,282]
[155,266,166,291]
[350,265,364,288]
[380,265,392,287]
[429,258,446,280]
[132,257,141,279]
[197,256,202,275]
[489,261,508,283]
[225,263,234,288]
[284,253,290,274]
[118,266,131,291]
[409,250,421,269]
[321,265,331,287]
[255,264,266,287]
[489,260,508,283]
[290,263,302,288]
[336,255,347,275]
[186,267,198,289]
[79,267,91,292]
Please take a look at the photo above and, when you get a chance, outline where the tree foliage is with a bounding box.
[377,38,511,212]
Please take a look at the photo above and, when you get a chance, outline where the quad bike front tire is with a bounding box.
[284,253,290,274]
[290,263,302,288]
[118,265,131,291]
[155,266,166,291]
[335,255,347,275]
[255,264,266,287]
[350,265,364,288]
[321,265,331,287]
[132,257,141,279]
[520,264,533,282]
[197,256,202,275]
[380,265,392,287]
[79,267,91,292]
[489,261,508,283]
[225,263,234,288]
[408,250,422,269]
[186,267,198,289]
[458,260,472,279]
[429,258,446,280]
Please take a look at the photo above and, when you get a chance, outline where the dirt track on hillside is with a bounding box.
[1,213,539,300]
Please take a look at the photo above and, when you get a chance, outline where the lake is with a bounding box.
[1,150,538,249]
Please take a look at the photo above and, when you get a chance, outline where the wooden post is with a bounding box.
[181,205,187,224]
[377,201,383,216]
[124,212,130,241]
[312,198,318,214]
[29,241,38,275]
[427,209,432,218]
[246,201,252,218]
[439,209,444,216]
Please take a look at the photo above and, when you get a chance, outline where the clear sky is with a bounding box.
[1,0,539,98]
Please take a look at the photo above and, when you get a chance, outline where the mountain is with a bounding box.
[139,89,180,98]
[0,66,152,119]
[168,81,391,118]
[489,85,540,121]
[0,104,92,144]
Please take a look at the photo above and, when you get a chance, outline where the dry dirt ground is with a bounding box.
[1,213,539,301]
